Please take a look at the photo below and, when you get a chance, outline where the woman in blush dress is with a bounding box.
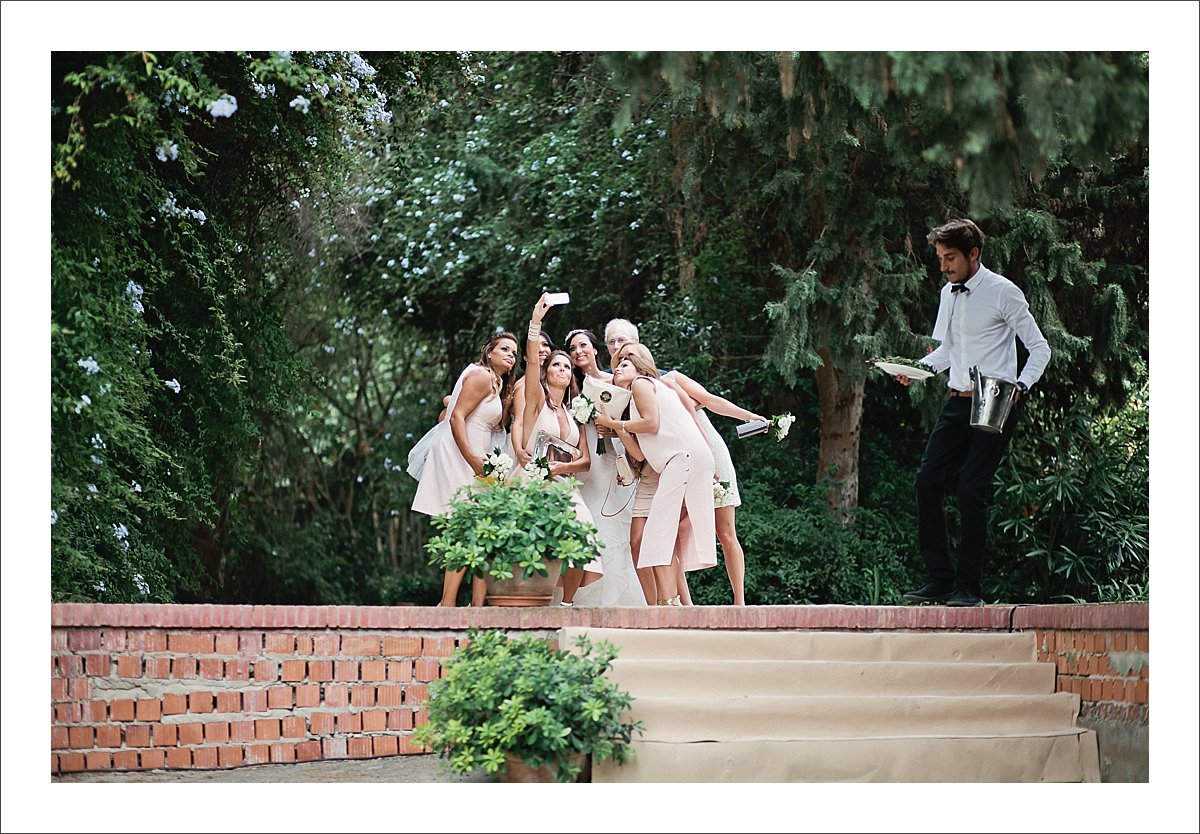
[412,331,520,607]
[509,329,553,468]
[595,343,716,605]
[562,327,646,608]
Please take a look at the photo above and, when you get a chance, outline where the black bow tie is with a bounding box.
[951,284,970,294]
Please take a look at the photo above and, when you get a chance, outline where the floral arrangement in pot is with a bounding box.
[413,629,644,782]
[424,476,599,602]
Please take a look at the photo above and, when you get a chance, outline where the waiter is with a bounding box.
[897,219,1051,607]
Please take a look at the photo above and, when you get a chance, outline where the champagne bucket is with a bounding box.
[969,366,1018,434]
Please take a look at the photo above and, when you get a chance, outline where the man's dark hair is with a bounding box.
[927,219,984,256]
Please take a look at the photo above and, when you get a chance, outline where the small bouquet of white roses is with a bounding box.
[569,394,606,454]
[480,447,514,483]
[524,455,551,483]
[713,480,731,503]
[770,413,795,441]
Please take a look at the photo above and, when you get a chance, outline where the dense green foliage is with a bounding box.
[51,51,1149,606]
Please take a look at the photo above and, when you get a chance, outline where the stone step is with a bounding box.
[628,692,1084,740]
[607,658,1055,696]
[594,731,1101,783]
[562,627,1037,663]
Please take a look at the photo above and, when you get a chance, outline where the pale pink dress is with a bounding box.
[411,365,504,516]
[514,403,602,575]
[629,376,717,571]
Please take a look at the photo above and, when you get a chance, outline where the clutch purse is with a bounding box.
[532,430,582,465]
[735,419,771,439]
[582,375,632,420]
[614,453,643,487]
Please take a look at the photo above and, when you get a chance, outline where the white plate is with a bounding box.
[874,361,934,380]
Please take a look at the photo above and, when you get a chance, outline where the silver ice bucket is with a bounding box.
[969,366,1017,434]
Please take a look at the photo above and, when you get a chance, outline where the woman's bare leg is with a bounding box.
[715,505,745,605]
[630,517,657,604]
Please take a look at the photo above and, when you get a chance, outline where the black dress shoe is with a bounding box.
[945,589,984,607]
[901,584,953,603]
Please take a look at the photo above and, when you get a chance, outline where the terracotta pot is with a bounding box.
[483,558,562,606]
[498,751,587,783]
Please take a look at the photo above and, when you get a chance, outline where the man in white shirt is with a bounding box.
[898,219,1051,607]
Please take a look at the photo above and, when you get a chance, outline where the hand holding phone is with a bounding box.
[544,292,571,306]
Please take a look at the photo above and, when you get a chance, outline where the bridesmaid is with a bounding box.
[412,331,520,606]
[595,343,717,605]
[517,294,599,606]
[563,327,646,607]
[510,329,554,468]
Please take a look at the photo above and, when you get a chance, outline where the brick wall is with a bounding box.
[49,602,1147,775]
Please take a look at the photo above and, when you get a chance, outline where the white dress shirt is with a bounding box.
[920,264,1051,392]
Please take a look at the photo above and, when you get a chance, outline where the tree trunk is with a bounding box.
[814,350,864,528]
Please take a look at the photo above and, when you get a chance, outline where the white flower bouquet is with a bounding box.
[525,455,551,483]
[480,447,514,482]
[713,480,731,503]
[771,413,795,441]
[569,394,606,454]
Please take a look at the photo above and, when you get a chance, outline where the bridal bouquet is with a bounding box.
[525,455,551,483]
[569,394,606,454]
[713,480,732,503]
[770,413,796,441]
[480,447,514,482]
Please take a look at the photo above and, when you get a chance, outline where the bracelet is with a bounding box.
[527,321,541,341]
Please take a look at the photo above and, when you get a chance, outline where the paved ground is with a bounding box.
[52,754,494,783]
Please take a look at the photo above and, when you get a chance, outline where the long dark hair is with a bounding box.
[479,330,520,412]
[540,349,580,409]
[564,328,601,391]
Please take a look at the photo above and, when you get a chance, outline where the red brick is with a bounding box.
[68,726,94,749]
[230,720,255,743]
[309,712,335,735]
[324,685,349,707]
[171,657,198,679]
[102,629,128,651]
[1112,631,1127,652]
[254,659,278,682]
[281,660,307,681]
[270,742,296,764]
[214,633,239,655]
[84,653,111,676]
[296,635,314,655]
[188,691,214,714]
[110,699,136,721]
[169,632,215,654]
[362,709,387,732]
[348,737,373,758]
[216,691,241,713]
[337,711,362,734]
[244,744,271,765]
[125,724,151,747]
[334,660,359,682]
[140,748,166,769]
[178,722,204,746]
[59,752,85,773]
[265,633,295,654]
[86,751,112,770]
[137,699,162,721]
[242,689,268,713]
[382,636,422,657]
[82,700,108,722]
[68,678,92,700]
[255,719,280,741]
[113,749,139,770]
[1133,681,1148,704]
[414,660,440,682]
[117,655,143,677]
[239,632,264,657]
[162,693,188,715]
[308,660,334,682]
[68,630,102,651]
[144,657,171,678]
[296,740,322,762]
[52,630,69,651]
[54,702,82,724]
[166,747,192,769]
[219,746,244,768]
[388,710,415,731]
[422,636,457,658]
[403,684,429,706]
[377,686,403,707]
[199,658,225,679]
[295,685,320,708]
[282,716,306,739]
[373,735,399,757]
[322,737,348,759]
[51,679,68,701]
[350,685,376,707]
[192,746,219,769]
[54,655,84,677]
[95,724,122,748]
[52,726,69,749]
[312,634,340,655]
[205,722,230,744]
[128,630,168,653]
[342,635,381,656]
[386,661,414,682]
[152,723,177,747]
[268,686,293,709]
[361,660,386,682]
[1101,680,1114,702]
[225,659,252,680]
[398,735,426,755]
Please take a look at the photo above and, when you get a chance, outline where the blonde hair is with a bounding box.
[614,342,658,378]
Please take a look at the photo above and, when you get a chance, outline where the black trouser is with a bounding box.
[915,397,1020,597]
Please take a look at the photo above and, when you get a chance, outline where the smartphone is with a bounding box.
[544,292,571,306]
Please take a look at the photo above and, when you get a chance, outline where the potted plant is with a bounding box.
[424,476,599,606]
[413,629,644,782]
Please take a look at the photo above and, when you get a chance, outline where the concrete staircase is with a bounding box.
[561,627,1100,783]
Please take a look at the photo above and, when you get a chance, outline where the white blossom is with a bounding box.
[207,93,238,118]
[78,357,101,375]
[164,378,182,394]
[91,433,106,449]
[155,141,179,162]
[133,574,150,595]
[51,510,59,525]
[113,523,129,541]
[131,480,143,493]
[289,95,311,114]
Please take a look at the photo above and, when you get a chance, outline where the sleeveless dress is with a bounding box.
[514,402,603,575]
[695,408,741,508]
[629,376,717,572]
[411,365,505,516]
